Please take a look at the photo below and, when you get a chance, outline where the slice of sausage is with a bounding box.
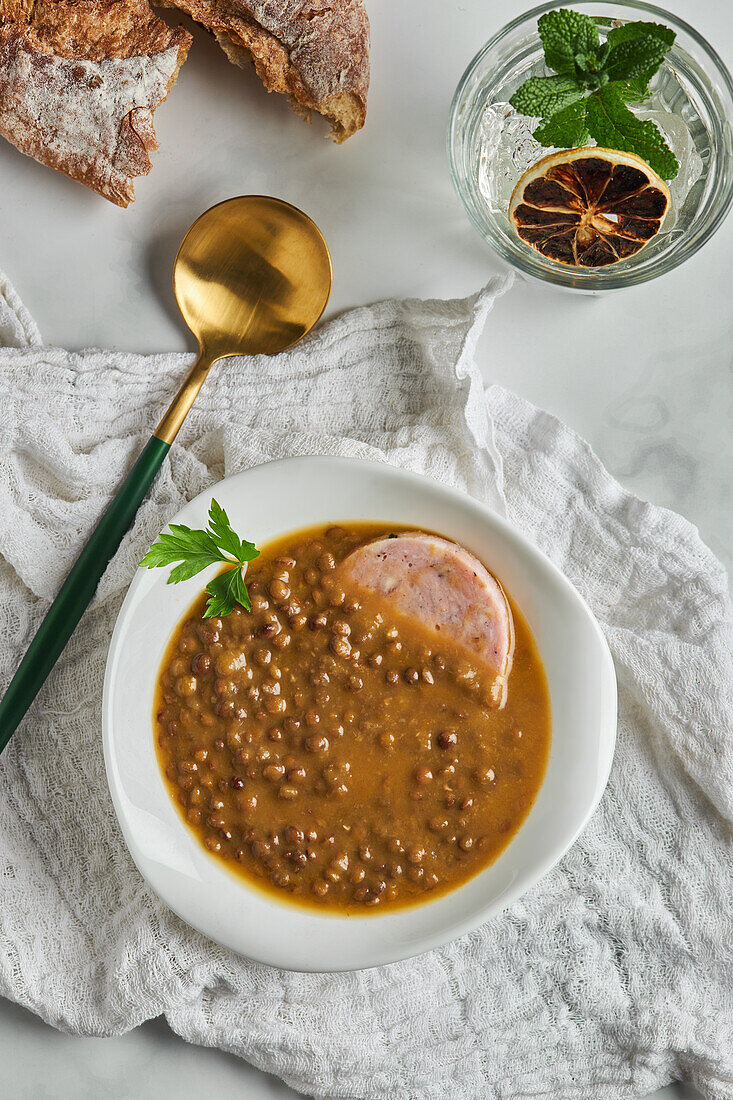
[339,532,514,706]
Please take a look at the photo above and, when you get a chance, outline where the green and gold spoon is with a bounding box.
[0,196,332,754]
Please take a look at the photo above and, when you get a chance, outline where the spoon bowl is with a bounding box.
[158,196,333,443]
[174,195,333,362]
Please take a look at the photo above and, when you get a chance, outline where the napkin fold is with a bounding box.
[0,271,730,1100]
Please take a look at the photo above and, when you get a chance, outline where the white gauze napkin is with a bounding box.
[0,271,731,1100]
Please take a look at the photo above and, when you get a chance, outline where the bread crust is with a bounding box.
[160,0,369,141]
[0,0,191,204]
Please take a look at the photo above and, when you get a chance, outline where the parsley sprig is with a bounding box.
[140,499,260,618]
[509,9,679,179]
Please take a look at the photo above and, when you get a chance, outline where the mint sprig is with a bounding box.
[140,499,259,618]
[509,9,679,179]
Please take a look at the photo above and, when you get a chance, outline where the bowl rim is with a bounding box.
[102,455,618,971]
[447,0,733,291]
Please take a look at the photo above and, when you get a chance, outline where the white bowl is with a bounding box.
[103,456,617,971]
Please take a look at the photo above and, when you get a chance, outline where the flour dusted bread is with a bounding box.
[0,0,368,205]
[0,0,191,205]
[160,0,369,141]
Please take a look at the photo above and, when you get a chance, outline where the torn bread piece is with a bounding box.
[160,0,369,141]
[0,0,191,205]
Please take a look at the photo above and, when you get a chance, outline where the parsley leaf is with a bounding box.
[139,524,220,569]
[509,7,679,179]
[140,498,260,618]
[207,498,259,565]
[586,84,679,179]
[205,565,252,618]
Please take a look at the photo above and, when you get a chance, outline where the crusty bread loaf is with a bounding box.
[159,0,369,141]
[0,0,191,205]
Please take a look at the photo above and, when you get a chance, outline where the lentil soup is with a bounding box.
[154,523,551,913]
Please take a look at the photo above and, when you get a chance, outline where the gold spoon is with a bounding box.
[0,196,332,753]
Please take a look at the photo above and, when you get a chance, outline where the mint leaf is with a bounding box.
[204,567,250,619]
[538,9,599,74]
[586,84,679,179]
[140,500,259,616]
[534,98,591,147]
[510,75,584,118]
[604,34,670,83]
[616,77,651,103]
[606,21,675,49]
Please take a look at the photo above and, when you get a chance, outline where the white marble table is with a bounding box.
[0,0,729,1095]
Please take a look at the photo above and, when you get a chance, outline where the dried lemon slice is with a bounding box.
[509,147,671,267]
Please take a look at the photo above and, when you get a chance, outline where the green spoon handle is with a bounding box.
[0,434,171,755]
